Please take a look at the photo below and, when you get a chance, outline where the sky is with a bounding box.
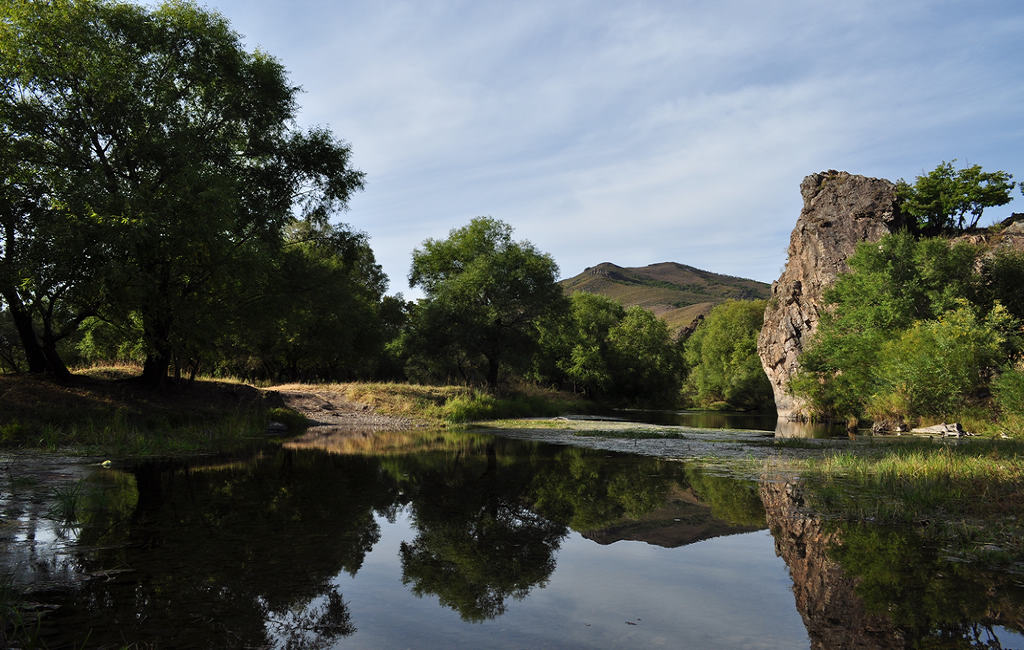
[198,0,1023,296]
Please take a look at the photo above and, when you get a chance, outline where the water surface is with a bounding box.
[2,424,1022,648]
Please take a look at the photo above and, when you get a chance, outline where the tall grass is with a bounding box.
[801,440,1024,522]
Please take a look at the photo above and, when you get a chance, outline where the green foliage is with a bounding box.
[993,365,1024,417]
[530,293,684,404]
[605,306,684,403]
[221,221,398,382]
[683,299,772,410]
[980,248,1024,321]
[437,389,582,423]
[0,0,370,384]
[868,304,1013,418]
[791,231,1020,421]
[266,407,310,434]
[896,160,1015,234]
[404,217,565,388]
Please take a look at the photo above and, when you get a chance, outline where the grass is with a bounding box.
[796,439,1024,524]
[0,370,274,455]
[270,381,590,424]
[1,367,590,454]
[47,481,84,524]
[266,407,311,434]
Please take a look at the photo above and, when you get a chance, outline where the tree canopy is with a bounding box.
[0,0,369,384]
[896,161,1015,235]
[405,217,564,388]
[683,299,772,410]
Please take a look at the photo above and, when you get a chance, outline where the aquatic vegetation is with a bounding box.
[47,481,83,524]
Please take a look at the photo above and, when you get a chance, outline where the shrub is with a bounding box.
[993,365,1024,417]
[868,304,1011,418]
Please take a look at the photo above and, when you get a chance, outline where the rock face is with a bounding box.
[758,171,903,419]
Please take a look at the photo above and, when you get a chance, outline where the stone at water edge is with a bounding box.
[909,422,971,437]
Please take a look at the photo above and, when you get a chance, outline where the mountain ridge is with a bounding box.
[560,261,770,332]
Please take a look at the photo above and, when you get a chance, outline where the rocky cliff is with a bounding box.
[757,171,903,419]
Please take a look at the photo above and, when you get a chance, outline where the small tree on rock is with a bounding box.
[896,160,1015,235]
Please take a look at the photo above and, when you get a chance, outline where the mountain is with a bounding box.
[559,261,770,332]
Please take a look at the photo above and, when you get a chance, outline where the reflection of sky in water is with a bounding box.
[333,509,808,649]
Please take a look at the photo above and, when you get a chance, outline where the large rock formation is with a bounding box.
[758,171,903,419]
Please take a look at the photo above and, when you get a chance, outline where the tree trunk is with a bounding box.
[40,336,71,381]
[142,349,172,387]
[486,354,500,391]
[2,289,47,373]
[141,310,173,387]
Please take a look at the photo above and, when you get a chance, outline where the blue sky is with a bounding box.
[200,0,1023,296]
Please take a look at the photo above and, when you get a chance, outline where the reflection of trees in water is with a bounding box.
[396,442,567,621]
[762,480,1024,649]
[830,523,1024,647]
[44,449,393,648]
[390,439,714,621]
[27,435,769,644]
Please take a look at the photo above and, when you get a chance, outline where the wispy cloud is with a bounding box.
[207,0,1024,292]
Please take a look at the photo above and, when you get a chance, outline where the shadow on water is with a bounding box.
[2,429,1022,648]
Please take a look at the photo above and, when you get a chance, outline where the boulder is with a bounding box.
[757,171,904,420]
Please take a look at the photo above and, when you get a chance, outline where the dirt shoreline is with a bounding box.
[272,388,424,433]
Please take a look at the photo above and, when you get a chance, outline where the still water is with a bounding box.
[2,426,1022,648]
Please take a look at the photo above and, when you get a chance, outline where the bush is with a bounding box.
[993,366,1024,417]
[684,299,772,410]
[266,407,310,434]
[868,304,1011,418]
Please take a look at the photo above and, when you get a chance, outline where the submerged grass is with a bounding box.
[571,428,689,439]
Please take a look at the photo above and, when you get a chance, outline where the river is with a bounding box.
[1,416,1022,648]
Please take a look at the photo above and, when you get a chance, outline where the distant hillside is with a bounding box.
[560,262,770,332]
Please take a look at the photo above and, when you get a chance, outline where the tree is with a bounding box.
[407,217,564,389]
[531,292,624,396]
[606,306,683,403]
[896,160,1015,234]
[224,221,392,382]
[0,0,365,384]
[683,299,772,410]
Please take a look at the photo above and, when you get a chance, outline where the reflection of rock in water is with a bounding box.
[762,480,1024,648]
[760,480,903,649]
[773,420,837,438]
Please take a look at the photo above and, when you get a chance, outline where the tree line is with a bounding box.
[0,0,775,410]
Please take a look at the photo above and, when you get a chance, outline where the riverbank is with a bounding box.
[0,370,591,456]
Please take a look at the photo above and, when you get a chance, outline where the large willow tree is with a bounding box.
[0,0,364,383]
